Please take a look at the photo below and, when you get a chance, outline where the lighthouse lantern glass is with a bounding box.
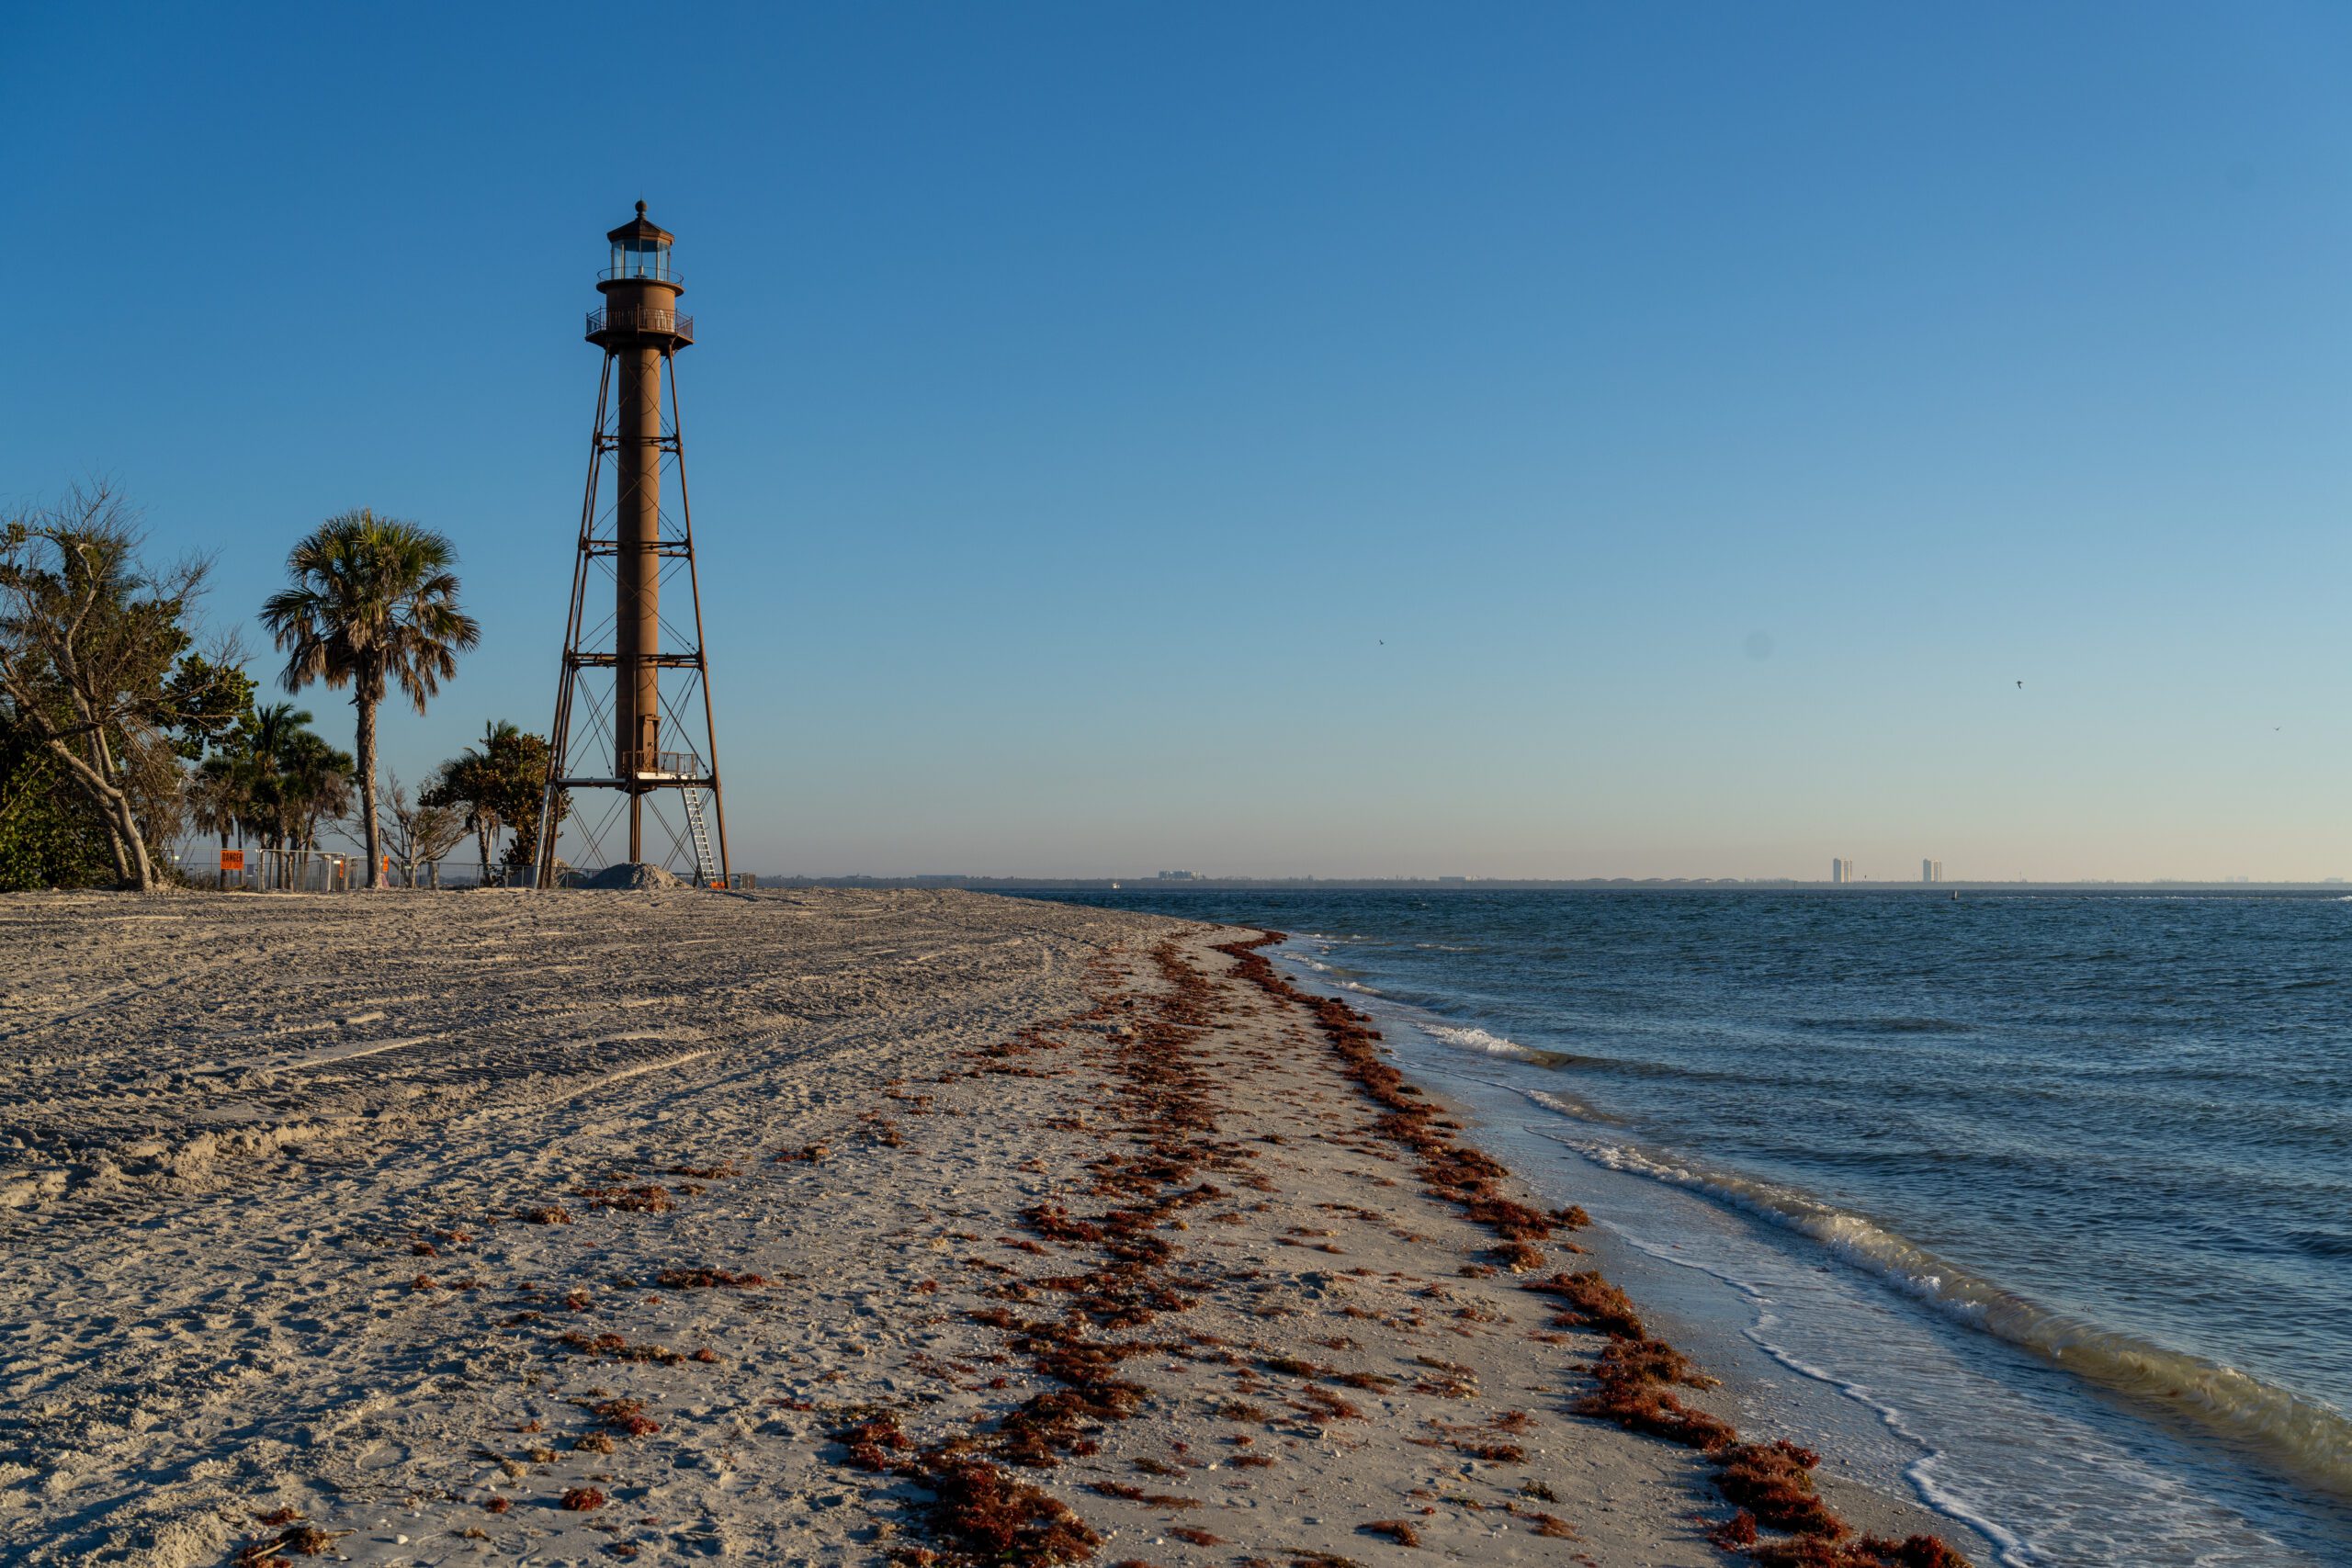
[612,238,673,282]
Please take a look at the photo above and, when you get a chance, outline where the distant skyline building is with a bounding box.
[1831,858,1857,884]
[1923,859,1944,884]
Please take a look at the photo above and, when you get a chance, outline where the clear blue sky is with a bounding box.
[8,3,2350,879]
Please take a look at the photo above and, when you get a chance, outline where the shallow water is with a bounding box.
[1021,887,2352,1565]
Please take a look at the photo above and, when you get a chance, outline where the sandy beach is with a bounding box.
[0,890,1961,1567]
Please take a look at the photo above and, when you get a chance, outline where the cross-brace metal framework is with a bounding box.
[534,348,729,887]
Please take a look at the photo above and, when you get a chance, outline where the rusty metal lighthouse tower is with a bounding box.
[536,203,729,887]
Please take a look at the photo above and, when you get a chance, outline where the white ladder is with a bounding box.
[681,787,719,888]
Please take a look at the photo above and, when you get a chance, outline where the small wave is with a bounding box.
[1272,945,1382,996]
[1520,1086,1629,1126]
[2282,1227,2352,1258]
[1421,1023,1570,1066]
[1408,1022,1737,1084]
[1794,1016,1977,1035]
[1550,1133,2352,1498]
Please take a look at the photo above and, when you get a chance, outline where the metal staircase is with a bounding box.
[682,784,719,888]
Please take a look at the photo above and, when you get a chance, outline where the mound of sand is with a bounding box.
[578,862,684,891]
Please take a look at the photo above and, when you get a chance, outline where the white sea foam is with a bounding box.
[1517,1086,1627,1126]
[1423,1023,1534,1057]
[1421,1022,1587,1072]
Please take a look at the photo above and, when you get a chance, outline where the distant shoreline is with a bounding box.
[760,875,2351,894]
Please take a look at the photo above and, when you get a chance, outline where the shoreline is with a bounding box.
[1018,889,2352,1567]
[1214,933,1968,1568]
[0,889,1962,1566]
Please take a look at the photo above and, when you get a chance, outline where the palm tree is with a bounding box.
[243,702,314,851]
[185,754,245,853]
[260,512,481,888]
[427,719,519,885]
[278,728,353,852]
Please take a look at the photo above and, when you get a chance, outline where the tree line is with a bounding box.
[0,481,561,892]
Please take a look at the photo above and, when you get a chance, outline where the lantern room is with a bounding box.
[605,200,678,284]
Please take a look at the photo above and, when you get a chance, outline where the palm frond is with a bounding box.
[266,511,481,710]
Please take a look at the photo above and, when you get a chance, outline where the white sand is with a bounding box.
[0,890,1953,1567]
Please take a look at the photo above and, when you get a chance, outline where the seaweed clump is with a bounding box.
[859,1450,1099,1566]
[653,1267,770,1290]
[922,1456,1100,1562]
[573,1184,677,1213]
[1741,1529,1975,1568]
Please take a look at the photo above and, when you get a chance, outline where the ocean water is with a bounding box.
[1020,887,2352,1565]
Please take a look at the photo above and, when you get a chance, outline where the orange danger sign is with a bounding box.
[220,850,245,872]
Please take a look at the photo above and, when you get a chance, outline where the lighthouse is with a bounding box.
[537,204,729,886]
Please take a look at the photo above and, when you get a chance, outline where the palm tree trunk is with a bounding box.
[477,821,492,887]
[356,697,383,889]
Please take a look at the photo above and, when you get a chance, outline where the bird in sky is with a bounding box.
[2016,681,2023,688]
